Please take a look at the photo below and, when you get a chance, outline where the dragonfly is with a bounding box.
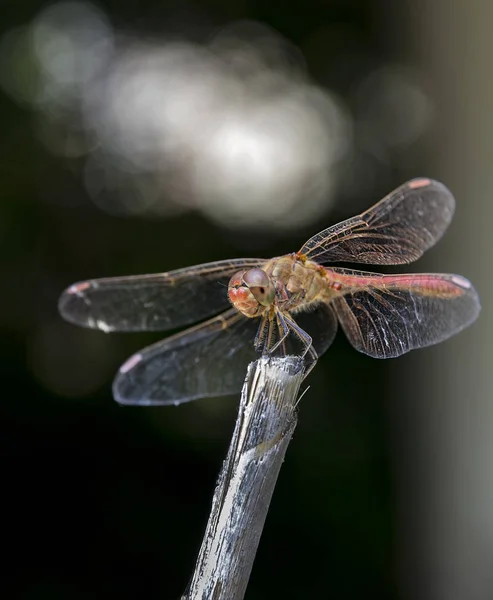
[59,178,480,406]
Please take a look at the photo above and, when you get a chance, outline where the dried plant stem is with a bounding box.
[182,355,305,600]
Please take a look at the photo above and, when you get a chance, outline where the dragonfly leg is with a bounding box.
[264,317,277,354]
[266,310,293,355]
[281,312,313,358]
[256,310,319,377]
[302,347,319,378]
[280,312,319,377]
[276,312,289,356]
[269,310,318,360]
[254,315,268,352]
[255,315,279,355]
[266,312,290,355]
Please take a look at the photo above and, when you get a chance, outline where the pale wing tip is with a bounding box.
[67,281,92,294]
[119,352,143,374]
[408,177,432,189]
[449,273,480,303]
[450,274,473,289]
[58,282,91,324]
[448,274,481,327]
[112,360,212,406]
[464,280,481,323]
[58,280,113,331]
[112,367,140,405]
[407,177,454,201]
[407,177,456,228]
[407,177,450,192]
[113,356,169,406]
[112,374,180,406]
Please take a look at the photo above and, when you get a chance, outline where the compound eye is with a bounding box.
[243,269,275,307]
[229,270,247,288]
[243,268,270,288]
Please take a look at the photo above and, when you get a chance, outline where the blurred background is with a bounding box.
[1,1,490,599]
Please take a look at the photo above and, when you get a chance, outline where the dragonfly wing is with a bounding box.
[59,258,264,332]
[329,268,480,358]
[113,308,260,405]
[300,179,455,265]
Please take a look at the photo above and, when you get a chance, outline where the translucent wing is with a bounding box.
[113,308,260,405]
[328,268,480,358]
[300,179,455,265]
[113,303,339,406]
[59,258,264,332]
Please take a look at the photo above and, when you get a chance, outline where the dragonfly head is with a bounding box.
[228,268,276,318]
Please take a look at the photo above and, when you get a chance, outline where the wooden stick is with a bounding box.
[182,355,306,600]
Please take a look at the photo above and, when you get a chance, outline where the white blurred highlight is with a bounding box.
[0,3,352,229]
[192,87,346,227]
[31,2,113,111]
[0,2,431,230]
[82,26,351,228]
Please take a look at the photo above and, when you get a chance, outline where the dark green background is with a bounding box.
[1,1,433,598]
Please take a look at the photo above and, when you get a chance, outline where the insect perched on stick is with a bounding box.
[59,178,480,405]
